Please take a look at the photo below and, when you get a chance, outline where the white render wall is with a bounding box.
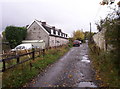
[49,36,68,47]
[49,36,55,47]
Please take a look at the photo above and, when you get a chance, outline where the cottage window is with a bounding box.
[53,30,56,34]
[56,31,58,35]
[51,29,53,34]
[34,28,36,30]
[38,36,41,39]
[32,32,36,34]
[61,33,63,37]
[58,32,60,35]
[52,40,54,43]
[57,41,60,43]
[60,33,61,36]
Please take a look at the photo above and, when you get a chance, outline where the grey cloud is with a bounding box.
[1,0,109,36]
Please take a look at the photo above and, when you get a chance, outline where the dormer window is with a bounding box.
[56,31,58,35]
[60,32,61,36]
[63,34,65,37]
[51,29,54,34]
[61,33,63,37]
[53,30,56,34]
[58,32,60,35]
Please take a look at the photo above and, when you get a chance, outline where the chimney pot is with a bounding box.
[42,22,46,25]
[59,29,61,32]
[52,26,55,29]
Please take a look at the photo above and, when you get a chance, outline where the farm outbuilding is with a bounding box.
[22,40,45,49]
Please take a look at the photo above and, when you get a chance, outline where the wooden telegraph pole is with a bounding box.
[90,22,92,42]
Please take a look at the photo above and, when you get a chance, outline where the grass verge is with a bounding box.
[2,45,70,88]
[89,42,120,87]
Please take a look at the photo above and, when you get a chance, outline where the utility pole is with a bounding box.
[90,22,92,42]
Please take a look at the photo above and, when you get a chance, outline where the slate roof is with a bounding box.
[35,20,68,38]
[42,25,51,34]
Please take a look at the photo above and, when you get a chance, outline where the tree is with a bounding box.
[97,8,120,74]
[84,31,96,40]
[104,13,120,72]
[100,0,115,5]
[100,0,120,7]
[95,19,105,32]
[2,31,6,41]
[73,30,84,41]
[5,26,27,48]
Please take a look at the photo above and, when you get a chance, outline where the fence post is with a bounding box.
[2,60,6,72]
[30,62,32,70]
[42,49,45,57]
[17,55,20,64]
[32,51,35,60]
[39,49,40,56]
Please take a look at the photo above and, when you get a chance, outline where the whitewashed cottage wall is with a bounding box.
[49,36,68,47]
[49,36,55,47]
[26,21,49,47]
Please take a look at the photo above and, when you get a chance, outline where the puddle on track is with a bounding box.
[78,82,97,87]
[82,56,88,60]
[81,55,90,63]
[81,59,90,63]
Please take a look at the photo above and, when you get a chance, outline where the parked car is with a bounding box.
[11,44,34,51]
[73,40,80,47]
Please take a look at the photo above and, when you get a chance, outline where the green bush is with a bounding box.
[89,42,120,87]
[5,26,27,48]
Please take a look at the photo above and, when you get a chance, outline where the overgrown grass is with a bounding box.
[2,45,70,88]
[89,42,120,87]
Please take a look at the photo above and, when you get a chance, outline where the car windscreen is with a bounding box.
[16,46,25,49]
[73,40,79,42]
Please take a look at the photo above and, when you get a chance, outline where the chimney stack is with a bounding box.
[42,22,46,25]
[52,26,55,29]
[59,29,61,32]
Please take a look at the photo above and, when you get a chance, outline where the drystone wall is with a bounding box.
[93,28,107,50]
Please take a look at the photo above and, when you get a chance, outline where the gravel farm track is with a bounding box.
[26,43,98,88]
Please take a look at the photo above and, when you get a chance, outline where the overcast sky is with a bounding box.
[0,0,119,36]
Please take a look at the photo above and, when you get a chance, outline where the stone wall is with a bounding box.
[26,21,69,48]
[26,21,49,47]
[93,28,107,50]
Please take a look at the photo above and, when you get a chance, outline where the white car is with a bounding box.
[11,44,34,51]
[78,41,82,44]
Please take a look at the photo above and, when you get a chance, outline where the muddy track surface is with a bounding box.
[26,43,97,88]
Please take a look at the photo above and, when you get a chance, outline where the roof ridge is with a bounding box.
[33,19,68,38]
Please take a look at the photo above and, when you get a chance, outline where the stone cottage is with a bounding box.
[26,20,69,48]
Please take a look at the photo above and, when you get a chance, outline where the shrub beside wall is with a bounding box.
[89,42,120,87]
